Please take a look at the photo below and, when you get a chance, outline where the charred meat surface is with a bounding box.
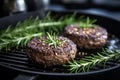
[64,24,108,49]
[26,36,77,67]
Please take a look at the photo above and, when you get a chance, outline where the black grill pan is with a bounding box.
[0,10,120,80]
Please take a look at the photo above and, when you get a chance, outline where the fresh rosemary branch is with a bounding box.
[0,13,71,36]
[64,49,120,73]
[0,32,43,50]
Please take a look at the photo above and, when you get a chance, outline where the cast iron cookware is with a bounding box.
[0,10,120,80]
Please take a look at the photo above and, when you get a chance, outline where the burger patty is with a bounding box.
[64,24,108,49]
[26,36,77,67]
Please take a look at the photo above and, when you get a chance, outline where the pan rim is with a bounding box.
[0,10,120,76]
[0,62,119,76]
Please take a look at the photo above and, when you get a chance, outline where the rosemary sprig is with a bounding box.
[64,49,120,73]
[44,32,61,48]
[79,17,97,28]
[0,32,43,50]
[0,13,73,36]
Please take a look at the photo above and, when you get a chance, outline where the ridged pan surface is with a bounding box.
[0,11,120,76]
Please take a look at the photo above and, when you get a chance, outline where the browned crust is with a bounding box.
[26,36,77,67]
[64,24,108,49]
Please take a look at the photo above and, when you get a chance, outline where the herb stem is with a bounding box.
[6,22,63,35]
[38,22,63,26]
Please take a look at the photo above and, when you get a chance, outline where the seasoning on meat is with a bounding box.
[64,24,108,49]
[26,36,77,67]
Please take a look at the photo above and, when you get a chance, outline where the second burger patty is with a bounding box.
[64,24,108,49]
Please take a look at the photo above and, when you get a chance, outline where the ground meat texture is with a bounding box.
[26,36,77,67]
[64,24,108,49]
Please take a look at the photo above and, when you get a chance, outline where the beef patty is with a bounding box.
[64,24,108,49]
[26,36,77,67]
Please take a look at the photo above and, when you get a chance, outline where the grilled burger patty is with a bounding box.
[64,24,108,49]
[26,36,77,67]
